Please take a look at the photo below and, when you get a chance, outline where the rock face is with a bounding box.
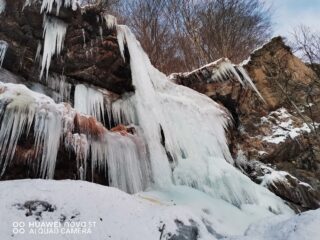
[0,0,133,95]
[0,0,136,186]
[172,37,320,211]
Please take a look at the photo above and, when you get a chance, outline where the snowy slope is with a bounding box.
[227,209,320,240]
[0,180,317,240]
[0,180,211,240]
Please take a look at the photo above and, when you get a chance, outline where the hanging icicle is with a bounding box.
[74,84,105,124]
[0,82,66,179]
[103,14,117,29]
[47,74,72,103]
[40,0,78,15]
[40,16,67,79]
[0,0,5,14]
[0,40,8,68]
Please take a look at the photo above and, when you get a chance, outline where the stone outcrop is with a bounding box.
[172,37,320,211]
[0,0,133,95]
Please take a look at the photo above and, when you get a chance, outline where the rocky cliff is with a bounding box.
[172,37,320,211]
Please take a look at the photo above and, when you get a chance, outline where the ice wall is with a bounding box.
[112,25,292,213]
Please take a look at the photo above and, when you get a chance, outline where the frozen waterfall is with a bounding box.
[112,25,292,213]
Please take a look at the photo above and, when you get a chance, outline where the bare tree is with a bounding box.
[115,0,271,74]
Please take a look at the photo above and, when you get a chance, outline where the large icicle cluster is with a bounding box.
[74,84,105,123]
[89,130,151,193]
[40,0,78,15]
[0,80,150,193]
[40,16,67,79]
[111,25,291,213]
[0,82,67,178]
[0,40,8,68]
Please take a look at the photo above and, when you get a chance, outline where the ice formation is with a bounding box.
[104,14,117,29]
[0,40,8,68]
[40,16,67,79]
[74,84,105,123]
[47,74,72,102]
[0,81,150,193]
[0,0,5,14]
[35,41,42,62]
[40,0,78,15]
[112,25,292,213]
[177,58,264,100]
[0,82,67,178]
[89,131,151,193]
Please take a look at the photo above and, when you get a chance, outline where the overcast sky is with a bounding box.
[265,0,320,39]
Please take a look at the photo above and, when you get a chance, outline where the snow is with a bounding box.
[0,180,215,240]
[0,40,8,67]
[40,16,67,79]
[0,0,5,14]
[112,25,293,215]
[74,84,105,123]
[261,108,316,144]
[226,209,320,240]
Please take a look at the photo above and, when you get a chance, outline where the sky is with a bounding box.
[266,0,320,39]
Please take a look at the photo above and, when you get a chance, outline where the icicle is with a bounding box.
[82,28,86,48]
[40,0,78,15]
[40,16,67,79]
[237,65,265,101]
[0,82,64,179]
[116,25,126,61]
[35,41,42,62]
[210,59,244,85]
[103,14,117,29]
[89,131,151,194]
[0,40,8,68]
[99,26,103,42]
[0,0,6,14]
[112,25,290,213]
[74,84,105,124]
[66,133,88,180]
[47,74,72,102]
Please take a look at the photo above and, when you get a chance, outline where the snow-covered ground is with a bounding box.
[0,180,317,240]
[226,209,320,240]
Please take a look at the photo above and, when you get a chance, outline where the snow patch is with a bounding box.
[261,108,316,144]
